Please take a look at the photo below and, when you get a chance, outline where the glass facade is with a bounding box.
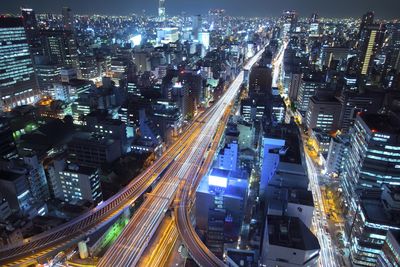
[342,113,400,266]
[0,17,39,111]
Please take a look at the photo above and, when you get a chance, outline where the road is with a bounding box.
[174,47,267,267]
[272,40,339,267]
[137,216,178,267]
[305,151,339,267]
[272,41,286,89]
[97,46,266,267]
[0,75,226,266]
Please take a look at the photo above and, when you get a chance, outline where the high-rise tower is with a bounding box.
[0,17,39,111]
[158,0,166,22]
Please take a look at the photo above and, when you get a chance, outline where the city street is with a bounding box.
[272,42,344,267]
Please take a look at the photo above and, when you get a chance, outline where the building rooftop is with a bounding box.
[226,248,257,267]
[70,132,117,146]
[197,168,248,199]
[264,123,303,165]
[361,196,400,227]
[266,185,313,207]
[266,215,320,251]
[64,164,98,176]
[361,113,400,134]
[0,17,23,28]
[310,94,341,104]
[0,170,24,182]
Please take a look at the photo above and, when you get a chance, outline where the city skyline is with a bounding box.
[1,0,400,18]
[0,1,400,267]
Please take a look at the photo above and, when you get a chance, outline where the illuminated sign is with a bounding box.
[209,175,228,188]
[130,34,142,47]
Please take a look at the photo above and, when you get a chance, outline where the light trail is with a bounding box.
[97,46,267,267]
[305,152,339,267]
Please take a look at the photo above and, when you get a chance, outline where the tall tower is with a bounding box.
[20,7,42,56]
[62,7,74,31]
[158,0,166,22]
[359,24,385,76]
[0,17,39,111]
[358,11,374,39]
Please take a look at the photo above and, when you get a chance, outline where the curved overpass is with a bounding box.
[175,47,266,267]
[96,47,267,266]
[0,45,266,267]
[0,103,219,266]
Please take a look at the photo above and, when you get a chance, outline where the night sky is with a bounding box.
[1,0,399,18]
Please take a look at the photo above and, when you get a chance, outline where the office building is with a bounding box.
[196,168,248,258]
[309,13,320,37]
[35,64,62,92]
[348,185,400,266]
[281,10,298,36]
[157,27,179,45]
[265,186,314,229]
[342,112,400,209]
[377,230,400,267]
[0,198,12,222]
[358,11,375,40]
[208,9,225,31]
[158,0,166,21]
[305,95,342,133]
[0,17,39,111]
[85,111,128,154]
[259,137,286,197]
[40,29,79,71]
[216,141,239,172]
[325,135,350,177]
[151,100,183,145]
[296,72,325,116]
[62,7,74,31]
[20,7,42,56]
[55,162,102,204]
[67,132,122,167]
[0,117,18,159]
[320,46,349,69]
[0,170,31,213]
[359,24,385,76]
[338,88,385,133]
[23,154,50,202]
[249,66,272,99]
[192,15,202,41]
[261,215,320,267]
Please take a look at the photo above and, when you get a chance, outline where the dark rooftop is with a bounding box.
[0,17,23,28]
[265,123,302,165]
[360,113,400,134]
[267,215,320,251]
[0,170,24,182]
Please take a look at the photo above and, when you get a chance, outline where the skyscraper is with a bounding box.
[62,7,74,31]
[342,112,400,209]
[359,24,386,76]
[358,11,374,39]
[0,17,39,112]
[158,0,166,22]
[192,15,202,41]
[281,10,298,36]
[20,7,42,56]
[40,29,80,71]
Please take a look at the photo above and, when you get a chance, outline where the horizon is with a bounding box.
[1,0,400,19]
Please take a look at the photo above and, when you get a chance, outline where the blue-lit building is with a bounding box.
[196,168,248,258]
[348,185,400,266]
[341,113,400,266]
[377,229,400,267]
[342,113,400,210]
[0,17,39,112]
[259,137,286,198]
